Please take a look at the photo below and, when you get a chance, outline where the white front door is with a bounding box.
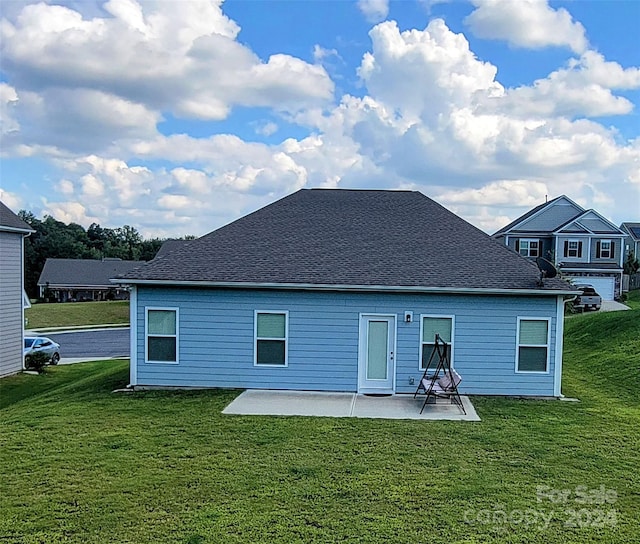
[358,314,396,394]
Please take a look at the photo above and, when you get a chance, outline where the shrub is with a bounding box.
[25,351,50,374]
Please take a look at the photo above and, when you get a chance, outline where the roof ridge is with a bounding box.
[307,188,417,193]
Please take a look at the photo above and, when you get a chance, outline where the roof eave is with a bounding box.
[0,225,35,235]
[111,278,578,296]
[559,266,622,272]
[37,283,122,288]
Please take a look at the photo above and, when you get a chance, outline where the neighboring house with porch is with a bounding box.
[493,195,626,301]
[38,258,144,302]
[116,189,576,397]
[0,201,34,378]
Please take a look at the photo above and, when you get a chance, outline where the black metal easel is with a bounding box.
[413,334,465,414]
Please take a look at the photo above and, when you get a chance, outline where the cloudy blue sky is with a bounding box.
[1,0,638,237]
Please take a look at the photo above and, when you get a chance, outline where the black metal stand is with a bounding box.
[413,334,466,414]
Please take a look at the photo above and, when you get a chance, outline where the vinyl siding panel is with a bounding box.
[557,236,623,267]
[135,287,560,396]
[516,201,580,232]
[579,215,620,234]
[0,231,24,377]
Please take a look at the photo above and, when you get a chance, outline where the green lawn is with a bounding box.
[1,310,639,543]
[25,300,129,329]
[624,289,640,310]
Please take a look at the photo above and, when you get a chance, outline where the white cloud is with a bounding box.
[465,0,587,54]
[358,20,504,124]
[313,45,340,63]
[3,7,638,238]
[358,0,389,23]
[496,51,640,118]
[43,200,100,226]
[0,0,333,132]
[0,189,23,210]
[437,180,549,207]
[0,83,20,135]
[301,18,638,230]
[255,122,278,137]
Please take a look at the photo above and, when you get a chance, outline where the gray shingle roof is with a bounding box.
[154,239,191,259]
[620,222,640,241]
[492,196,565,236]
[120,189,572,293]
[0,201,33,233]
[39,258,146,288]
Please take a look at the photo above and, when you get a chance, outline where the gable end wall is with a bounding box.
[0,231,24,377]
[516,201,581,233]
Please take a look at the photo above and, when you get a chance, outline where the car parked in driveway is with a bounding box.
[24,337,61,365]
[573,284,602,312]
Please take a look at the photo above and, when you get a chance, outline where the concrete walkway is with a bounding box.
[600,300,630,312]
[59,357,128,365]
[26,325,129,335]
[223,390,480,421]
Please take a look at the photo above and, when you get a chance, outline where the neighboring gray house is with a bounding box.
[116,189,577,397]
[0,201,34,378]
[620,222,640,262]
[38,258,144,302]
[493,195,626,300]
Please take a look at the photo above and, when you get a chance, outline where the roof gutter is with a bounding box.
[559,267,622,272]
[0,226,35,235]
[110,278,580,297]
[38,284,123,289]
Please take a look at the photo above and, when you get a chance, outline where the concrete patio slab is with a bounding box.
[223,390,480,421]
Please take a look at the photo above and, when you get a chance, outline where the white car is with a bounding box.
[24,337,61,365]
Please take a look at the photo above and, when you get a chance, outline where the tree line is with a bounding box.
[18,211,194,298]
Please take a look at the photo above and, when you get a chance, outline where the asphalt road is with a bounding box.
[46,328,130,359]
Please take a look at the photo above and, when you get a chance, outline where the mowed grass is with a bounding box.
[624,289,640,310]
[25,300,129,329]
[1,310,639,543]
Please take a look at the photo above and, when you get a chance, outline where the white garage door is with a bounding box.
[580,277,615,301]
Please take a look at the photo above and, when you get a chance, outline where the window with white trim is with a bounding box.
[516,318,549,373]
[255,311,288,366]
[564,240,582,258]
[597,239,613,259]
[517,238,540,257]
[420,316,453,369]
[146,308,178,363]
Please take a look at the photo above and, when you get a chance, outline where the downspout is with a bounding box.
[128,285,137,388]
[21,235,26,371]
[554,294,574,397]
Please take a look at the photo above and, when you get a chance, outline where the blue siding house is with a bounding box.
[117,189,577,397]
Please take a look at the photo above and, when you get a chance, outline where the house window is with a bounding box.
[255,311,288,366]
[420,316,453,369]
[597,240,613,259]
[517,238,540,257]
[564,240,582,258]
[516,318,549,373]
[146,308,178,363]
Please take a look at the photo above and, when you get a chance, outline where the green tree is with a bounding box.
[624,252,639,275]
[19,210,196,298]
